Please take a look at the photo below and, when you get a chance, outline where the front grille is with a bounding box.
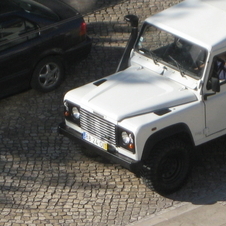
[80,108,117,146]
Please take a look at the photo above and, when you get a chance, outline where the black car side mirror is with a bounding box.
[211,77,220,92]
[204,77,220,100]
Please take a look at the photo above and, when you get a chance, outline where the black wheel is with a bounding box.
[31,56,64,92]
[142,139,191,195]
[81,146,99,158]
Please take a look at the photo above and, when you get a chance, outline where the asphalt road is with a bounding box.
[1,0,226,225]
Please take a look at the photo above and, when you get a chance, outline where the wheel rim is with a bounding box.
[160,155,183,184]
[39,63,60,88]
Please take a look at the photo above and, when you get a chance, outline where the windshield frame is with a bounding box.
[135,23,208,80]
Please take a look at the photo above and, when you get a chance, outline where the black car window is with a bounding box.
[0,17,38,51]
[11,0,59,21]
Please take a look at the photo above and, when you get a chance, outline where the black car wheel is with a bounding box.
[142,138,191,195]
[31,56,64,92]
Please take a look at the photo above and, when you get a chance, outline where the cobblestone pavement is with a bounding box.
[1,0,226,225]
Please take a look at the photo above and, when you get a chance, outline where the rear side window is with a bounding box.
[11,0,59,21]
[0,17,39,51]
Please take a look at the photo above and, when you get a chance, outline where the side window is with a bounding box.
[24,20,39,39]
[206,52,226,91]
[0,17,38,51]
[211,52,226,82]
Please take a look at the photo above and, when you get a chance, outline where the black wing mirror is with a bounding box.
[205,77,220,100]
[211,77,220,92]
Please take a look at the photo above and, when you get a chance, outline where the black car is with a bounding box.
[0,0,92,98]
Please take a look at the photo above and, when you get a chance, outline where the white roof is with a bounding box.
[146,0,226,52]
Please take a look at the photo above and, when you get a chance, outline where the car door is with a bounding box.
[204,52,226,135]
[0,16,39,97]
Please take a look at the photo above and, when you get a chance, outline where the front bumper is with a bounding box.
[58,122,142,175]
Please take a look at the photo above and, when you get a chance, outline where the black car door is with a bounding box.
[0,16,39,97]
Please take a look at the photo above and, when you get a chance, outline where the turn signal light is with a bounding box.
[64,111,70,117]
[129,143,135,149]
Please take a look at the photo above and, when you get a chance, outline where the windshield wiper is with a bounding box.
[169,55,186,77]
[139,48,159,65]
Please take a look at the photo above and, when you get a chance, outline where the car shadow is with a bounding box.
[64,20,131,88]
[166,135,226,204]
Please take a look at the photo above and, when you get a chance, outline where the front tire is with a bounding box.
[31,56,64,92]
[142,138,191,195]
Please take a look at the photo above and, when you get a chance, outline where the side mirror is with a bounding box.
[211,77,220,92]
[204,77,220,100]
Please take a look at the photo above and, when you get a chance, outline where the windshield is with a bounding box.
[136,24,207,79]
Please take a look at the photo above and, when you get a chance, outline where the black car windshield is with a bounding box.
[135,24,207,79]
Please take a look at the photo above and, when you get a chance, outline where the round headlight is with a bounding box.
[122,132,130,144]
[72,107,80,119]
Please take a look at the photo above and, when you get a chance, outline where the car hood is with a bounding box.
[66,66,197,121]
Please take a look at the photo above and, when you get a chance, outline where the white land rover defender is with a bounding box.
[58,0,226,195]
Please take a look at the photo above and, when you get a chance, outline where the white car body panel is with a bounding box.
[145,0,226,52]
[65,65,197,122]
[61,0,226,165]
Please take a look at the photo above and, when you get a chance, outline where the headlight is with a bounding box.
[72,107,80,119]
[63,101,81,126]
[122,132,131,144]
[119,129,135,153]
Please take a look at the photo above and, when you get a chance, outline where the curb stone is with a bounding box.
[127,191,226,226]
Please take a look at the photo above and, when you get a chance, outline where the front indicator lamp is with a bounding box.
[64,111,70,117]
[129,143,135,149]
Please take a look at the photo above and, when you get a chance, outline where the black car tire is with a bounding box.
[142,138,191,195]
[31,56,64,92]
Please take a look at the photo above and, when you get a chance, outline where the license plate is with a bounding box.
[82,132,108,150]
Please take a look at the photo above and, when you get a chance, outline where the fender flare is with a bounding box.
[141,123,194,161]
[32,48,64,68]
